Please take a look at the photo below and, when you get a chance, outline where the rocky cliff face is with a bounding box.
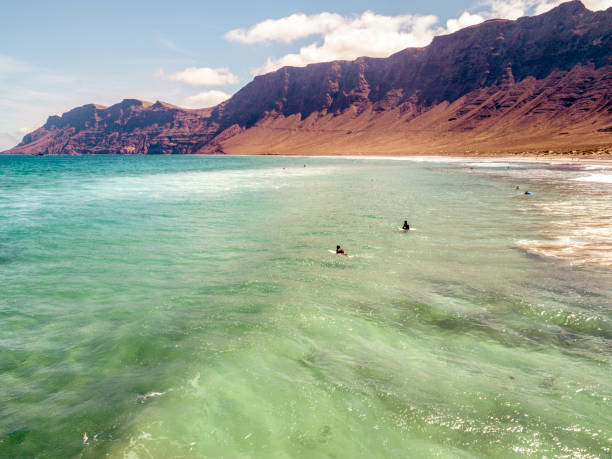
[10,100,218,155]
[5,1,611,156]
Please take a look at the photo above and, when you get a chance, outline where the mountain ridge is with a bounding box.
[4,1,611,156]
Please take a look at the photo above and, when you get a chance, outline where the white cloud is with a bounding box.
[226,12,345,44]
[446,12,485,33]
[485,0,533,19]
[583,0,612,10]
[183,90,232,108]
[485,0,611,19]
[166,67,239,86]
[234,0,612,76]
[252,12,442,75]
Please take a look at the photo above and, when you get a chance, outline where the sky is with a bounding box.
[1,0,610,149]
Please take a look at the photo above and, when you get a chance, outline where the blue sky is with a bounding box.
[1,0,609,149]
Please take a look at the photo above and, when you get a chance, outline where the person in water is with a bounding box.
[336,245,347,255]
[402,220,410,230]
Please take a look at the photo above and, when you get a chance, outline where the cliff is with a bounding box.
[4,1,611,156]
[8,100,218,155]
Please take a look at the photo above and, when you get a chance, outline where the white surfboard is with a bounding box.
[328,250,353,258]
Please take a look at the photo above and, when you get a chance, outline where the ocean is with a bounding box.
[1,155,610,457]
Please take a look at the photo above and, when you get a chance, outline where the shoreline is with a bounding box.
[2,150,611,164]
[242,150,612,166]
[249,146,612,163]
[254,153,612,163]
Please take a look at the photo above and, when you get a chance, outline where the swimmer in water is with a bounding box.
[402,220,410,230]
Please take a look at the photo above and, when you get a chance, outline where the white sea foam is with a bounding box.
[580,164,612,170]
[136,391,166,403]
[310,155,471,162]
[91,166,334,200]
[1,166,337,216]
[189,372,200,388]
[455,160,612,268]
[571,173,612,184]
[517,198,612,269]
[465,162,522,168]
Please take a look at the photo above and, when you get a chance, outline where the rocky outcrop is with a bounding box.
[8,99,219,155]
[4,1,611,156]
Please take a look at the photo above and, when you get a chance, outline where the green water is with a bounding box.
[0,155,610,458]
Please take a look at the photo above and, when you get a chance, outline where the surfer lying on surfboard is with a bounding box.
[328,246,353,257]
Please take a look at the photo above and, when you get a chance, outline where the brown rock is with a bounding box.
[4,1,611,156]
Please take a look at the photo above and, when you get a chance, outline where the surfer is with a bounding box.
[524,191,532,195]
[402,220,410,230]
[336,245,347,256]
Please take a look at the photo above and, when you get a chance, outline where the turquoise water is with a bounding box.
[0,155,610,458]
